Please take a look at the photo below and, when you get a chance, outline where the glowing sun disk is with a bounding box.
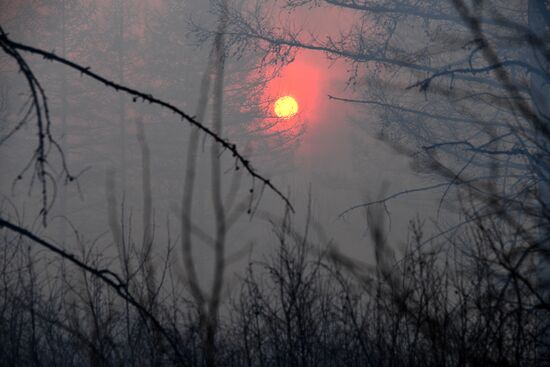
[274,96,298,119]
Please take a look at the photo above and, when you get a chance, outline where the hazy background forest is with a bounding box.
[0,0,549,366]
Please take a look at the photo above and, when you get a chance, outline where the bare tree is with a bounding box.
[200,0,549,309]
[0,7,292,365]
[1,1,549,366]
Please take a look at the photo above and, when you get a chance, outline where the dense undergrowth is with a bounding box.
[1,207,548,367]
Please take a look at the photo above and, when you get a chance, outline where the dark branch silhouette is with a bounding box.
[0,215,188,366]
[0,26,293,214]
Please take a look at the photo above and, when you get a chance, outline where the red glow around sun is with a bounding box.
[262,57,322,134]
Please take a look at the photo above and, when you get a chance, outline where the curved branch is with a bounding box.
[0,27,293,213]
[407,59,550,92]
[328,94,509,128]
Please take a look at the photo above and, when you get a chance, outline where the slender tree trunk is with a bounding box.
[205,17,227,366]
[528,0,550,361]
[117,0,126,192]
[58,0,68,244]
[529,0,550,293]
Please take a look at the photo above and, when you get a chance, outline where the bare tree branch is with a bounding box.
[0,26,293,214]
[0,215,188,366]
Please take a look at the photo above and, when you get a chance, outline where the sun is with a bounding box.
[274,96,299,119]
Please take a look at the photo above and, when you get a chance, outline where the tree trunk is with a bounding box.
[58,0,68,244]
[117,0,126,192]
[528,0,550,362]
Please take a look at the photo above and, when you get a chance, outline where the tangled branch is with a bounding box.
[0,215,188,366]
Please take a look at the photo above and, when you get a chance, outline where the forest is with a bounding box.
[0,0,549,366]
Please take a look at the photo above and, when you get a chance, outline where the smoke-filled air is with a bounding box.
[1,0,549,366]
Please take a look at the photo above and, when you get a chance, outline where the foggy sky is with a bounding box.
[0,0,443,283]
